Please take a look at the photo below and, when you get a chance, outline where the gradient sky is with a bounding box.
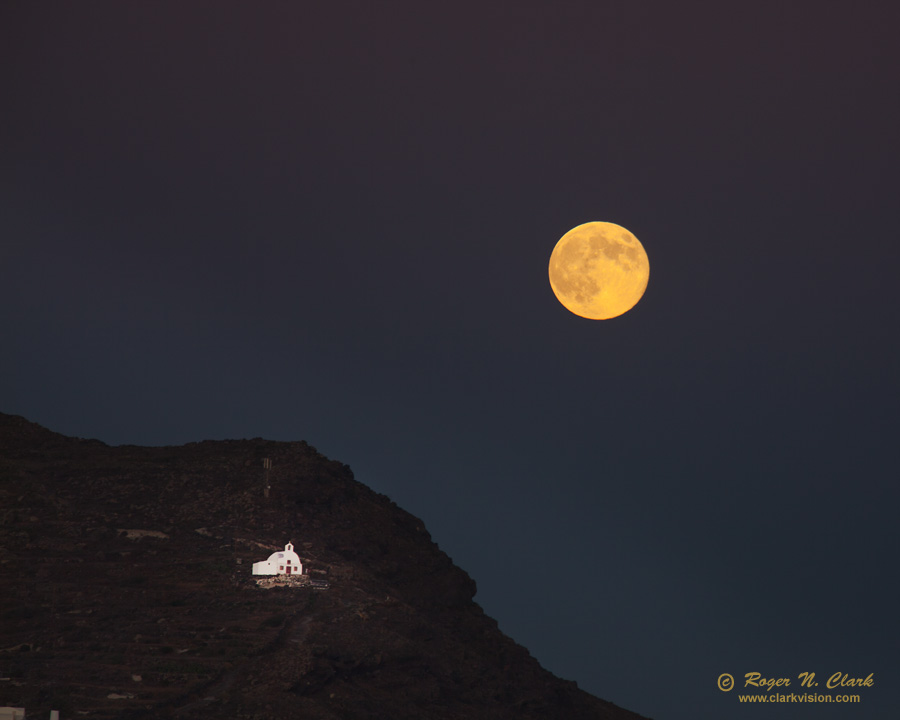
[2,3,898,718]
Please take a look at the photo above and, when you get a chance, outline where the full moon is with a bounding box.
[548,221,649,320]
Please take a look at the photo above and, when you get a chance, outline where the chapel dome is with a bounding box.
[266,542,300,565]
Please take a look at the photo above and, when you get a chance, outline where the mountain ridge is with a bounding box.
[0,412,649,719]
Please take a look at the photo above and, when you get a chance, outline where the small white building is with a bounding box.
[252,542,303,576]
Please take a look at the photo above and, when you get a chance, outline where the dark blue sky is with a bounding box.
[2,3,898,718]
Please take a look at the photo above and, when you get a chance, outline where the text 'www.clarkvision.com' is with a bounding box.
[717,671,873,705]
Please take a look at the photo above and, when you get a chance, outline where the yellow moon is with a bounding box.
[548,221,649,319]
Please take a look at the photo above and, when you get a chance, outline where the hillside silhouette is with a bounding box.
[0,413,649,719]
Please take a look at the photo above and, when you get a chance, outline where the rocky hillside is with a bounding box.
[0,413,649,720]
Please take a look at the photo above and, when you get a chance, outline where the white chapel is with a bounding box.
[252,542,303,576]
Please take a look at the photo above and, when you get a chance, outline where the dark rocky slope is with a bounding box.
[0,413,649,720]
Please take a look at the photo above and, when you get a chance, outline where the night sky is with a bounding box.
[2,3,898,718]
